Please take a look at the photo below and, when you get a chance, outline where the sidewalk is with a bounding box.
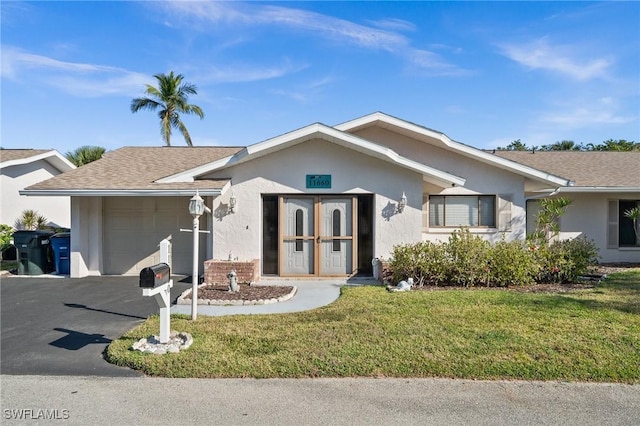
[170,279,377,316]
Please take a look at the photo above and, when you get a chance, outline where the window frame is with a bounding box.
[428,194,497,228]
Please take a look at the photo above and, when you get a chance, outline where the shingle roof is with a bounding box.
[493,151,640,187]
[26,146,243,192]
[0,149,53,163]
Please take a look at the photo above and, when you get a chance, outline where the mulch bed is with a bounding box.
[184,284,295,301]
[185,264,640,300]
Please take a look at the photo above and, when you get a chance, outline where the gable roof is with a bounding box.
[0,149,76,172]
[157,122,467,188]
[22,146,243,196]
[493,151,640,192]
[335,112,573,187]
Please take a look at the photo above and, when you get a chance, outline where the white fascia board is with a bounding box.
[157,124,324,183]
[320,126,466,186]
[336,112,572,187]
[555,186,640,193]
[1,150,76,172]
[157,122,464,187]
[19,189,224,197]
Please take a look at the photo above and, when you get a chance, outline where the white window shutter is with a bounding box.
[422,194,429,230]
[498,195,512,232]
[607,200,618,248]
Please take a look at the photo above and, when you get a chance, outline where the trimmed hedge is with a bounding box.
[389,229,599,287]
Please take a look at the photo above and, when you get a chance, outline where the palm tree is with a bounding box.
[65,145,106,167]
[130,71,204,146]
[15,209,48,231]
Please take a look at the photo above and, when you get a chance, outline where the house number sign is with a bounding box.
[306,174,331,189]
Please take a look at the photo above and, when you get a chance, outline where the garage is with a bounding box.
[102,196,207,275]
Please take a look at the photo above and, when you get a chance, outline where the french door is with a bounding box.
[280,196,357,276]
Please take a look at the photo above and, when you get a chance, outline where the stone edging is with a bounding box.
[176,284,297,306]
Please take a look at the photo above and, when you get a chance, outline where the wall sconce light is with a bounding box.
[397,192,407,213]
[229,192,237,214]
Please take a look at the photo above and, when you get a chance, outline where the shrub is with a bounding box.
[488,239,538,287]
[0,224,14,251]
[389,241,447,286]
[535,237,599,283]
[388,232,599,287]
[444,229,490,287]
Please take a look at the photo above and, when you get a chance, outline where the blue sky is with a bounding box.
[1,1,638,154]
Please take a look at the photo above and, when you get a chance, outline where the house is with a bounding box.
[21,113,639,278]
[1,149,76,229]
[494,150,640,263]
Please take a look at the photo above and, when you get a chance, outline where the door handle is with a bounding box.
[316,236,321,244]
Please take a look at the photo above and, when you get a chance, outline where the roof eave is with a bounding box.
[336,112,572,187]
[19,188,225,197]
[556,186,640,193]
[0,150,76,172]
[157,123,466,187]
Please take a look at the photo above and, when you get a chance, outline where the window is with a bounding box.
[619,200,640,247]
[429,195,496,227]
[332,209,341,252]
[295,209,304,251]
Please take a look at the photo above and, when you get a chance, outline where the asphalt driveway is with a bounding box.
[1,274,191,377]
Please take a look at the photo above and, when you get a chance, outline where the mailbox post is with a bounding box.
[140,263,173,343]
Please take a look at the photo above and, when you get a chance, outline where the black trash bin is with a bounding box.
[13,230,54,275]
[50,233,71,275]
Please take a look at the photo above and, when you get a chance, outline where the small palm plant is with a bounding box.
[14,210,48,231]
[624,206,640,244]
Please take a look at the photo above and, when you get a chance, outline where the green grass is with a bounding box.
[106,271,640,382]
[1,260,17,271]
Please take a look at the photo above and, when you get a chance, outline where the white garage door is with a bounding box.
[103,197,206,275]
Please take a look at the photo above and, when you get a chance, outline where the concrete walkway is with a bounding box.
[170,279,373,316]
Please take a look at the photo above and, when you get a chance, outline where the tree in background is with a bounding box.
[499,139,534,151]
[497,139,638,151]
[540,140,583,151]
[587,139,640,151]
[130,71,204,146]
[14,210,48,231]
[65,145,106,166]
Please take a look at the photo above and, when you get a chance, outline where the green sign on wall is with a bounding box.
[306,174,331,189]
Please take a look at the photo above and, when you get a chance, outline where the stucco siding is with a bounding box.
[1,160,71,228]
[202,138,423,266]
[558,193,640,263]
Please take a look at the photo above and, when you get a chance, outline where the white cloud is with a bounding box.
[499,37,613,81]
[1,46,149,96]
[196,60,308,84]
[366,18,416,33]
[159,1,468,76]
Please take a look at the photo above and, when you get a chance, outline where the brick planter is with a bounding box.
[203,259,259,285]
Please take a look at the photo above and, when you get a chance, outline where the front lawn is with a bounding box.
[106,271,640,382]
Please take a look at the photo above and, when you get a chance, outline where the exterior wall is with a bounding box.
[70,196,209,277]
[350,126,529,244]
[557,192,640,263]
[202,138,424,270]
[1,160,71,228]
[70,197,103,278]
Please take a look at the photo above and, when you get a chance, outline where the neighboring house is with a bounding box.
[494,151,640,263]
[21,113,638,278]
[1,149,76,229]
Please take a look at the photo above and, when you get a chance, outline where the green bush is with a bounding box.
[534,237,599,283]
[0,224,14,252]
[388,231,600,287]
[444,229,490,287]
[488,239,539,287]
